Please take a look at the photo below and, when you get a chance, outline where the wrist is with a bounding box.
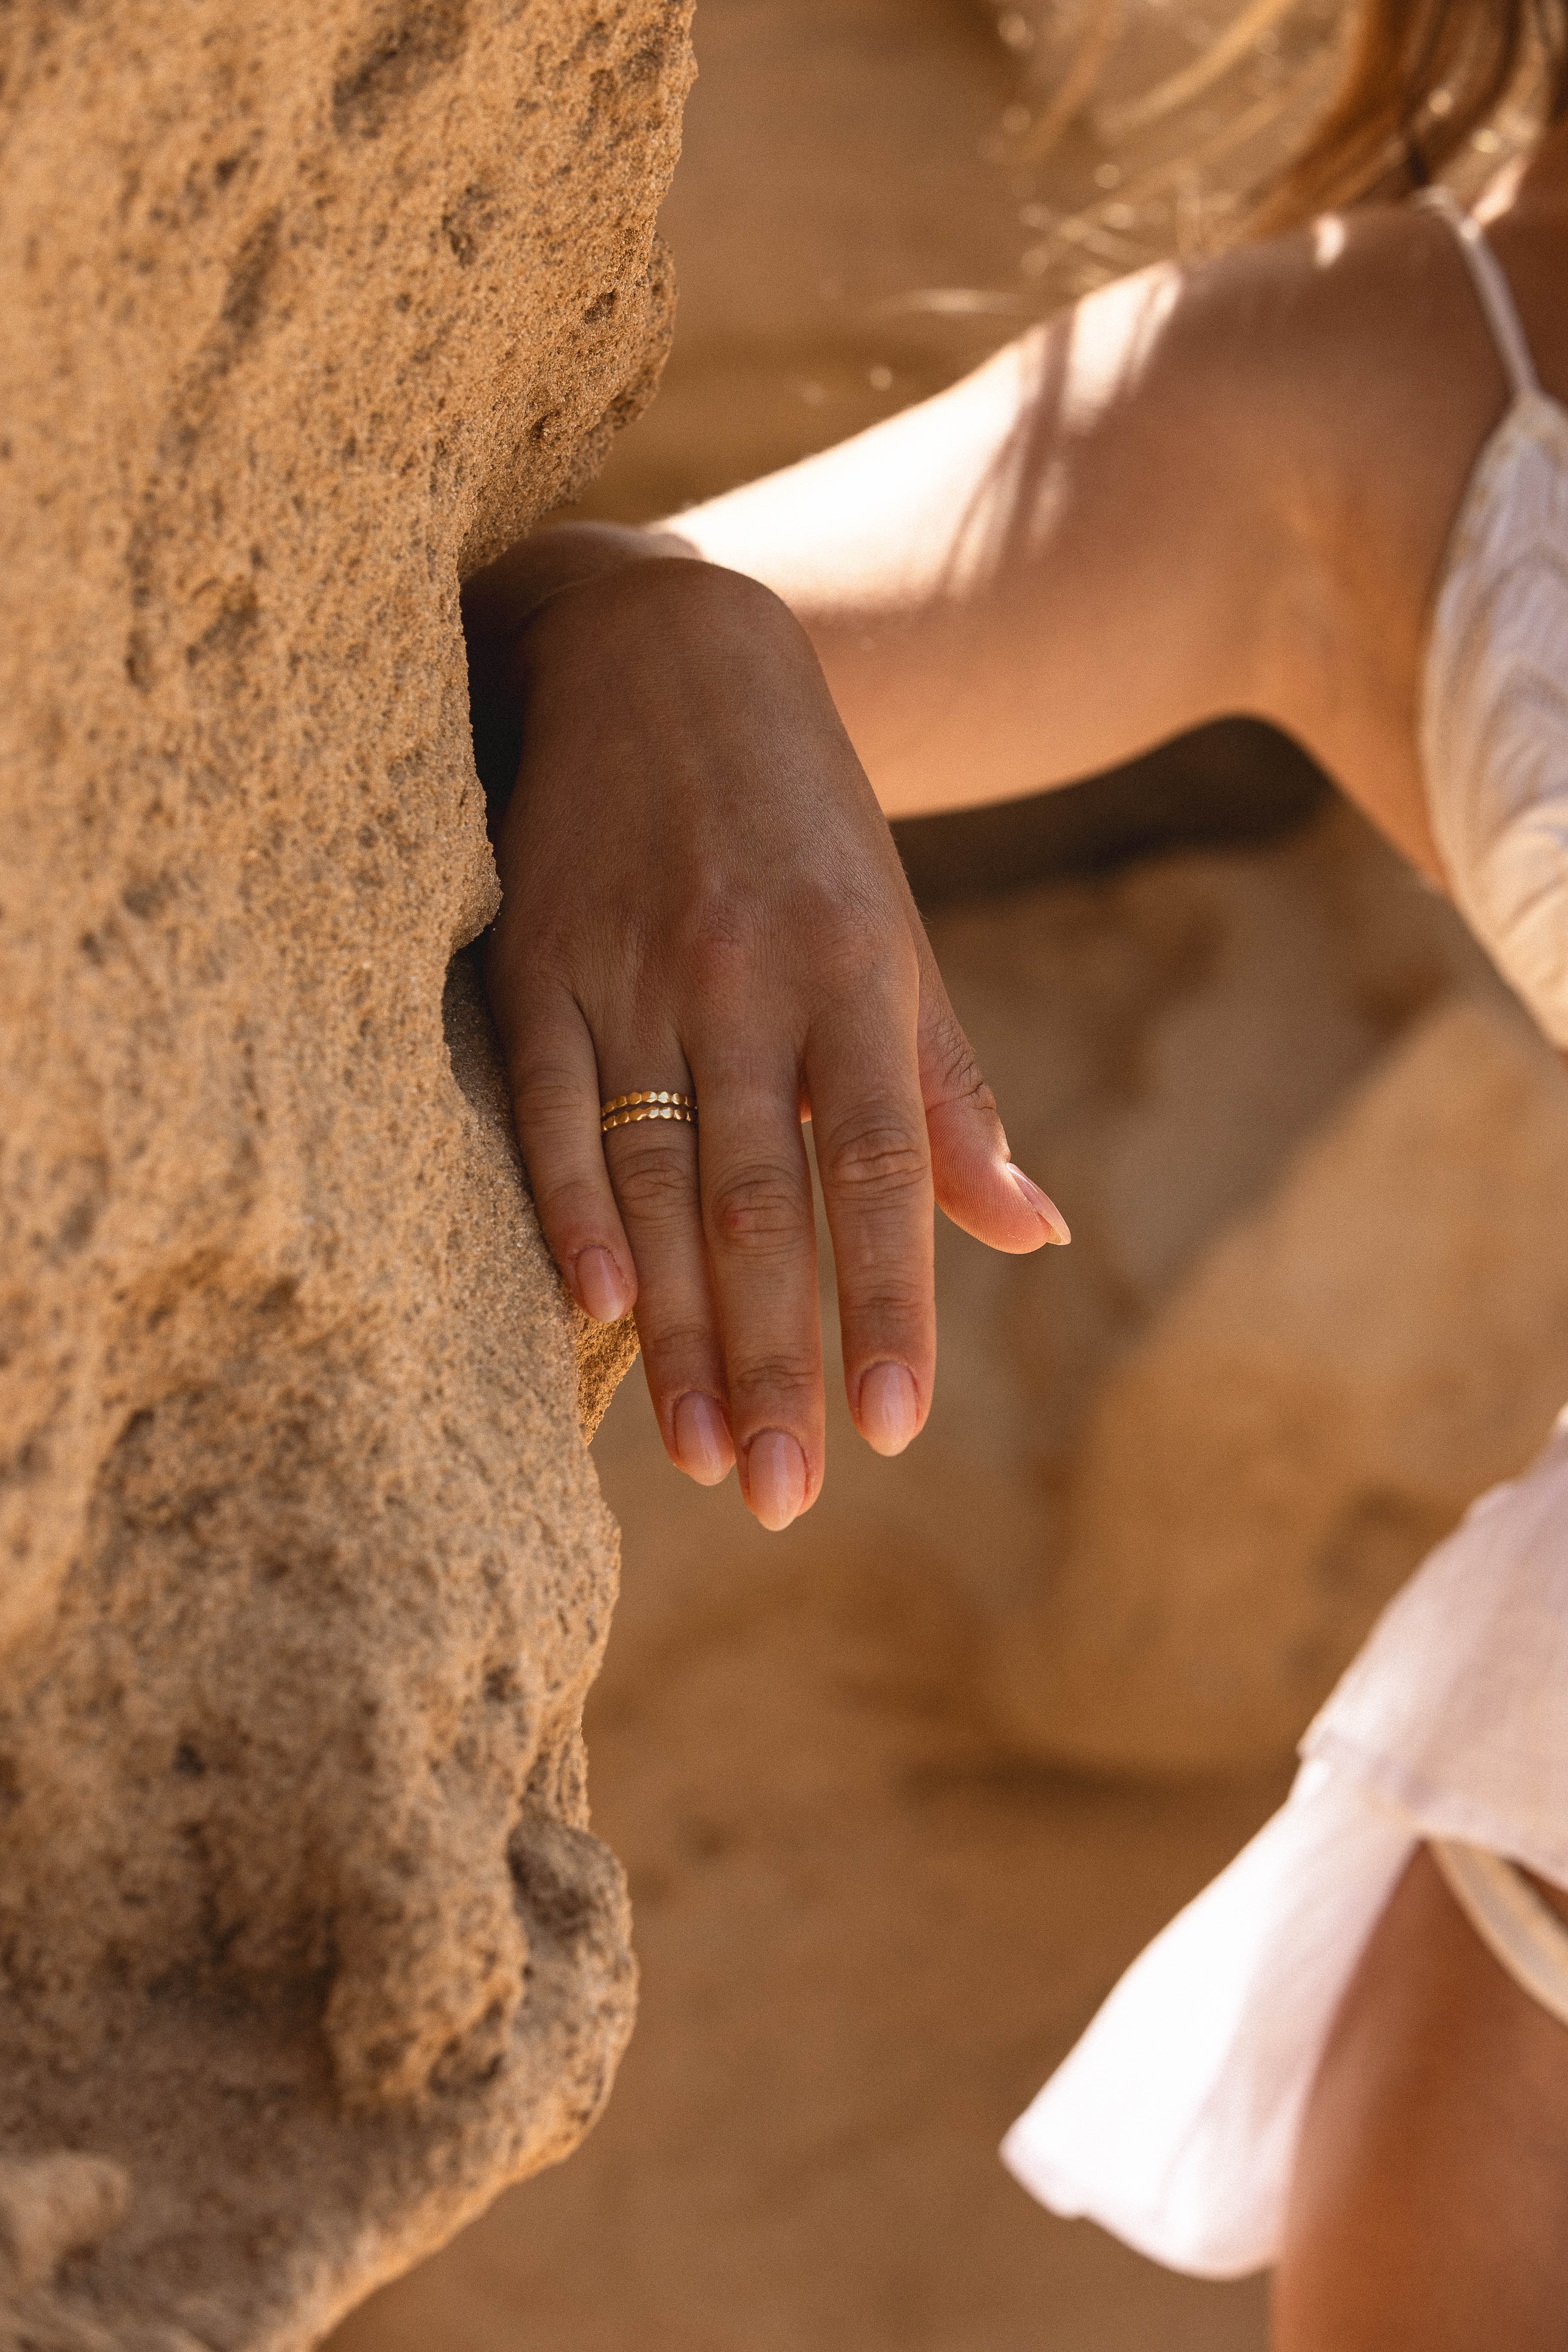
[508,550,792,677]
[504,518,696,607]
[462,521,698,695]
[466,537,808,845]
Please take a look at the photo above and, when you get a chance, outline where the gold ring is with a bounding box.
[600,1088,697,1135]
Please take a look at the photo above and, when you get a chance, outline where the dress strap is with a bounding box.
[1418,185,1541,399]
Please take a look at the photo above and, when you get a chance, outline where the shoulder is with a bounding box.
[1182,206,1513,706]
[1048,201,1509,625]
[1136,204,1515,860]
[1149,203,1508,504]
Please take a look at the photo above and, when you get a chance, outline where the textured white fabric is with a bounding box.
[1420,199,1568,1047]
[1003,1414,1568,2276]
[1003,202,1568,2276]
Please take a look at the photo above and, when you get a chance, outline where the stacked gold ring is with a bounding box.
[600,1088,698,1136]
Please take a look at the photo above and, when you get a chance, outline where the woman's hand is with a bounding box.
[467,536,1068,1531]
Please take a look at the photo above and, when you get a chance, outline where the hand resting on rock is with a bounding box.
[462,530,1068,1534]
[466,133,1568,1537]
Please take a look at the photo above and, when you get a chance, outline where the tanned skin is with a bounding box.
[465,126,1568,2339]
[466,126,1568,1531]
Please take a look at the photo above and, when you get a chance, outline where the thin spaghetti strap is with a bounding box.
[1418,185,1541,400]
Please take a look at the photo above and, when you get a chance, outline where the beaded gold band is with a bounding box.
[600,1088,697,1135]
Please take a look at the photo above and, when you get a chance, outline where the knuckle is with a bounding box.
[532,1169,606,1233]
[681,900,764,1006]
[725,1349,818,1409]
[842,1276,929,1322]
[606,1138,697,1220]
[490,937,571,1027]
[679,890,914,1011]
[706,1162,811,1252]
[928,1025,998,1121]
[819,1118,928,1201]
[510,1057,589,1128]
[815,905,915,995]
[638,1313,720,1370]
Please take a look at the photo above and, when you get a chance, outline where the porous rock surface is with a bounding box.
[914,813,1568,1773]
[0,3,682,2345]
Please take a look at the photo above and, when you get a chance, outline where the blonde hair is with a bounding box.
[1256,0,1568,228]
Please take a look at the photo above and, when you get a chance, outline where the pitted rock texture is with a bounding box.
[0,3,677,2345]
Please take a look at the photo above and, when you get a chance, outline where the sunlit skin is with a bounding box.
[467,123,1568,1527]
[462,113,1568,2339]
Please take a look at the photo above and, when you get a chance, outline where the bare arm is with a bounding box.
[461,174,1537,1519]
[475,199,1516,863]
[673,202,1514,875]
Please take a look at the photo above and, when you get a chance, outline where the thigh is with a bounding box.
[1275,1843,1568,2352]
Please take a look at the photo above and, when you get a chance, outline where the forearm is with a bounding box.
[462,263,1294,832]
[468,213,1477,877]
[664,216,1476,870]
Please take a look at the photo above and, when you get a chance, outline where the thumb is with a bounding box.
[916,951,1070,1254]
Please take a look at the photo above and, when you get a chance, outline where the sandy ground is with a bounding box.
[331,1372,1287,2352]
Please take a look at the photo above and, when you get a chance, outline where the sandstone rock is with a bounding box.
[0,2154,130,2297]
[992,992,1568,1774]
[1,3,676,2345]
[914,821,1568,1774]
[934,820,1568,1774]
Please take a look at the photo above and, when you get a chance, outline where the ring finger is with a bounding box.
[600,1058,735,1488]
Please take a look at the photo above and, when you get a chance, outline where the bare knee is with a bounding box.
[1274,1844,1568,2352]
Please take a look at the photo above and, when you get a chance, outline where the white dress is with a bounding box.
[1001,193,1568,2279]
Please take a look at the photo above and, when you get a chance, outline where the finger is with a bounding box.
[495,965,639,1325]
[805,932,935,1461]
[600,1079,735,1489]
[694,1038,823,1533]
[915,934,1070,1253]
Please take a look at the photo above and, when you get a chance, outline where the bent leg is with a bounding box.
[1275,1843,1568,2352]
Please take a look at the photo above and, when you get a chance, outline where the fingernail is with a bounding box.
[576,1246,631,1322]
[674,1392,733,1486]
[744,1429,808,1532]
[859,1361,919,1457]
[1007,1165,1071,1244]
